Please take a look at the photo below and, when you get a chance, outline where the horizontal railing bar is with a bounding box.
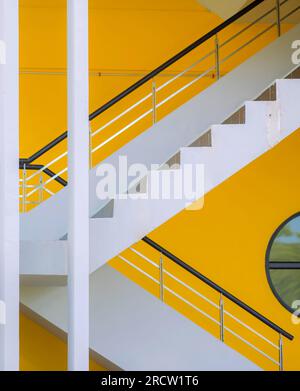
[120,250,220,325]
[127,247,277,351]
[19,0,293,206]
[224,309,278,349]
[43,187,55,196]
[89,0,265,121]
[91,92,152,138]
[26,188,41,199]
[92,63,214,153]
[156,65,215,109]
[224,326,279,366]
[163,269,219,309]
[142,236,293,341]
[26,152,68,182]
[130,245,280,349]
[19,163,67,187]
[43,167,68,187]
[164,285,220,326]
[118,255,160,285]
[129,247,159,268]
[220,4,277,49]
[18,1,266,167]
[21,185,54,197]
[280,5,300,22]
[156,49,215,93]
[43,168,67,187]
[122,246,280,364]
[220,22,276,66]
[18,184,35,189]
[26,167,68,198]
[91,108,153,154]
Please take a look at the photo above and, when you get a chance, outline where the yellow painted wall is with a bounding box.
[20,313,106,371]
[19,1,298,371]
[19,1,292,207]
[19,0,221,369]
[19,1,219,156]
[111,129,300,371]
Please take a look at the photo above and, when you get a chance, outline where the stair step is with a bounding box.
[276,78,300,139]
[20,25,300,280]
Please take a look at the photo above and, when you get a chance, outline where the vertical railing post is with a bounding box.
[219,293,224,342]
[22,164,27,213]
[279,334,283,371]
[152,78,157,125]
[215,34,220,80]
[39,173,44,205]
[276,0,281,37]
[159,253,164,302]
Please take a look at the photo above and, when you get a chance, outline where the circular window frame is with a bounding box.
[265,211,300,314]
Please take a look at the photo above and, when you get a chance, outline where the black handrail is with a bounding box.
[19,0,266,167]
[142,236,294,341]
[20,131,68,166]
[89,0,265,120]
[19,132,68,186]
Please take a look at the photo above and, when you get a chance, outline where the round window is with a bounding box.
[266,213,300,313]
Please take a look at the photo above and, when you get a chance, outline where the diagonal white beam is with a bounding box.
[0,0,19,371]
[67,0,90,371]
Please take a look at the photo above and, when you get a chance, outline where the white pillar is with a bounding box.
[0,0,19,371]
[67,0,90,371]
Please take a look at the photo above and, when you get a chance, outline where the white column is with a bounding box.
[0,0,19,371]
[67,0,90,371]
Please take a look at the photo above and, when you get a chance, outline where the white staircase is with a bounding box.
[19,16,299,370]
[20,79,300,280]
[20,24,300,281]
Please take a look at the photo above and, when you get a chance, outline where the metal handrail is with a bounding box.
[118,241,291,369]
[19,0,300,211]
[19,0,266,166]
[122,249,276,347]
[89,0,267,120]
[142,236,293,341]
